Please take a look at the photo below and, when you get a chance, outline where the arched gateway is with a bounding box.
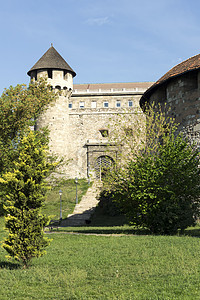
[94,155,114,180]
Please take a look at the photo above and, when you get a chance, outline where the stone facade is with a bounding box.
[29,49,200,178]
[36,83,151,178]
[140,54,200,147]
[28,46,153,178]
[144,71,200,128]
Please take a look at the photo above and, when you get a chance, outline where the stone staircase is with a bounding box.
[60,181,101,226]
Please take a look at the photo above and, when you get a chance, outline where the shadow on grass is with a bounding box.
[47,206,200,237]
[52,213,151,235]
[0,261,21,270]
[48,224,200,236]
[54,226,200,237]
[69,227,151,235]
[182,228,200,238]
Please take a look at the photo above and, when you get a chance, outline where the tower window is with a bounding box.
[48,69,53,79]
[31,71,37,81]
[64,71,69,80]
[69,103,72,108]
[103,102,109,108]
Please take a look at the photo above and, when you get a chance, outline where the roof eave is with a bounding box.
[27,67,76,77]
[140,67,200,110]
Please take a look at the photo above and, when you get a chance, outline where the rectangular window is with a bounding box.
[128,100,133,107]
[91,101,97,108]
[116,101,121,108]
[103,102,109,108]
[69,103,72,109]
[99,129,109,137]
[48,69,53,79]
[80,101,85,108]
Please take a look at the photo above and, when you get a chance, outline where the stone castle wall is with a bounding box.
[148,70,200,146]
[36,87,148,178]
[28,46,153,179]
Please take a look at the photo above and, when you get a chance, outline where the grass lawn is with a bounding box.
[0,224,200,299]
[42,178,89,220]
[0,181,200,299]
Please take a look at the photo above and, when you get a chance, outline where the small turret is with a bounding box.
[27,45,76,90]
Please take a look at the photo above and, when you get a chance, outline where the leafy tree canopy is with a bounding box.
[103,104,200,234]
[0,78,57,174]
[0,78,56,142]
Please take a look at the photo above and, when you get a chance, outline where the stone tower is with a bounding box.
[27,46,152,179]
[27,45,76,167]
[140,53,200,147]
[27,45,76,90]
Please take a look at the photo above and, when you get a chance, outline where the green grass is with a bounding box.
[1,181,200,299]
[42,179,89,220]
[0,228,200,299]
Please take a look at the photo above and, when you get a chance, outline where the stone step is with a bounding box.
[60,181,102,227]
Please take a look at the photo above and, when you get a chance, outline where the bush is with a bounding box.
[97,190,122,217]
[104,105,200,234]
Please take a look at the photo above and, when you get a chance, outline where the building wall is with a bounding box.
[36,87,148,178]
[148,70,200,145]
[68,93,142,178]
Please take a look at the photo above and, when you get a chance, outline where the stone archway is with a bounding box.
[94,155,114,180]
[85,141,120,179]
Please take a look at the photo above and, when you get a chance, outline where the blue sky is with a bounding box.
[1,0,200,93]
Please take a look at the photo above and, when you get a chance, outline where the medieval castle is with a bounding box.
[28,46,200,178]
[27,45,153,179]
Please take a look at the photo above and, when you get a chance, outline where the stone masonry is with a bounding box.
[140,54,200,147]
[28,46,153,178]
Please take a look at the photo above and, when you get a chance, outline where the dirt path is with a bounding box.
[45,230,133,237]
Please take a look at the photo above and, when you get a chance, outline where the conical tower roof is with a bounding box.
[27,45,76,77]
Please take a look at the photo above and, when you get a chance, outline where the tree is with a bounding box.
[0,78,56,170]
[0,129,56,268]
[103,105,200,234]
[0,78,57,214]
[0,78,56,139]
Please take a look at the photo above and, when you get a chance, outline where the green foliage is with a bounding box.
[104,104,200,234]
[0,130,56,267]
[0,78,57,215]
[96,190,122,217]
[0,78,56,142]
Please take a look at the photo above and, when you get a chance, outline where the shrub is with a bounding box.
[104,105,200,234]
[0,130,56,267]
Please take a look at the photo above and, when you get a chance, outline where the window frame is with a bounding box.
[91,101,97,108]
[128,100,133,107]
[79,101,85,108]
[116,100,121,108]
